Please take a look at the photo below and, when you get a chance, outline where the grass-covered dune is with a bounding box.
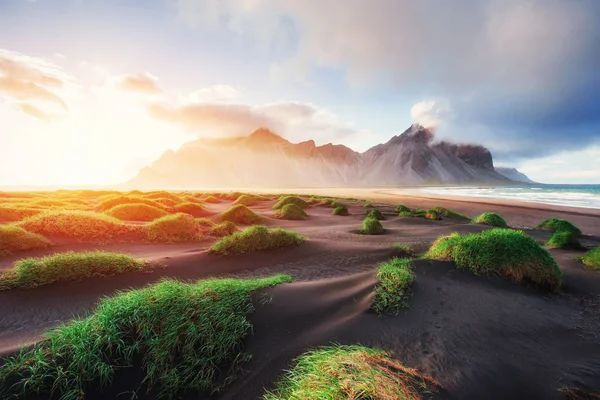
[220,204,263,225]
[140,191,184,202]
[96,195,167,212]
[233,194,256,206]
[360,217,384,235]
[0,205,44,222]
[365,208,384,220]
[536,218,582,236]
[578,247,600,270]
[546,230,581,249]
[276,204,307,220]
[0,225,51,256]
[105,203,168,222]
[209,225,306,255]
[19,210,143,241]
[425,229,562,291]
[273,196,309,210]
[371,257,415,315]
[145,213,202,242]
[209,221,238,237]
[203,195,220,203]
[471,212,508,228]
[424,209,441,220]
[0,275,292,398]
[433,207,469,220]
[0,251,146,290]
[332,204,349,216]
[174,201,206,217]
[264,345,438,400]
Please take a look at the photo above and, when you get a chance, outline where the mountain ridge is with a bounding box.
[129,125,530,188]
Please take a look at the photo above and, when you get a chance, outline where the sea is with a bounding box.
[421,184,600,210]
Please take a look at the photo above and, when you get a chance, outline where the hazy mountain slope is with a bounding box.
[128,125,510,188]
[495,167,536,184]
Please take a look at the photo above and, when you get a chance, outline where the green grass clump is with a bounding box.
[220,204,263,225]
[174,202,206,217]
[546,230,580,249]
[433,206,468,220]
[19,210,143,241]
[203,195,220,203]
[578,247,600,270]
[276,204,307,220]
[365,209,384,220]
[393,243,417,257]
[273,196,309,210]
[364,203,374,208]
[425,229,562,290]
[332,205,349,216]
[145,213,201,242]
[396,204,411,213]
[425,209,441,220]
[0,205,43,222]
[196,217,216,228]
[264,345,437,400]
[0,251,146,290]
[471,212,508,228]
[233,194,256,206]
[96,195,166,212]
[371,258,415,315]
[209,221,238,237]
[105,203,168,222]
[535,218,582,236]
[360,217,384,235]
[0,275,292,398]
[0,225,51,256]
[209,225,306,255]
[306,196,321,205]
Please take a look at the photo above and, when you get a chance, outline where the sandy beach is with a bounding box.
[1,190,599,399]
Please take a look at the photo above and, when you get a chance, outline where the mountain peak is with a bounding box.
[247,128,287,144]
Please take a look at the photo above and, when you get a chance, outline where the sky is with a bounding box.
[0,0,599,186]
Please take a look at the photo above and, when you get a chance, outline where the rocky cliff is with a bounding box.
[129,125,511,188]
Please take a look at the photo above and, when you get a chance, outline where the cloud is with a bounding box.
[18,103,52,120]
[180,84,243,103]
[116,72,162,94]
[148,96,371,146]
[0,48,69,111]
[172,0,600,159]
[410,100,451,129]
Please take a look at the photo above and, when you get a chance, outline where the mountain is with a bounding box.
[495,167,536,184]
[128,125,511,188]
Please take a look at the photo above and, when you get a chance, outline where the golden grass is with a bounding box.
[145,213,203,242]
[0,205,44,222]
[105,203,169,222]
[0,225,51,256]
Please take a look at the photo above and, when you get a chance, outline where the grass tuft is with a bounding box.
[209,225,306,255]
[364,203,374,208]
[536,218,582,236]
[19,210,143,242]
[0,275,292,398]
[105,203,168,222]
[96,195,166,212]
[220,204,263,225]
[264,344,437,400]
[471,212,508,228]
[578,247,600,270]
[174,202,206,217]
[0,205,44,222]
[276,204,307,220]
[393,243,417,257]
[371,258,415,315]
[209,221,238,237]
[546,230,580,249]
[233,194,256,206]
[0,251,146,290]
[203,195,220,203]
[425,229,562,290]
[425,209,441,220]
[365,209,384,220]
[0,225,51,256]
[360,217,384,235]
[396,204,411,213]
[332,205,349,216]
[433,206,468,220]
[272,196,309,210]
[145,213,202,242]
